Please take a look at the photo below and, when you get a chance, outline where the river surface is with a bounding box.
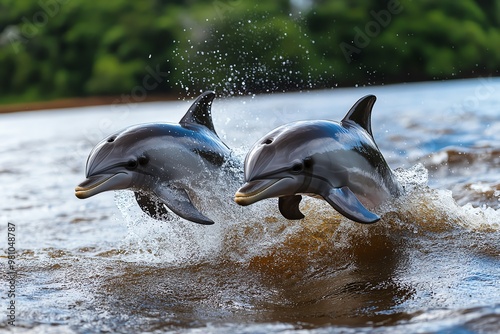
[1,78,500,333]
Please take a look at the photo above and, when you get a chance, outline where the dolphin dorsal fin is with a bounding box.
[341,95,377,137]
[180,91,217,134]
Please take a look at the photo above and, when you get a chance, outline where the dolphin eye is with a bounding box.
[107,136,116,143]
[263,138,273,145]
[138,156,149,166]
[291,162,304,173]
[126,159,138,170]
[304,157,313,168]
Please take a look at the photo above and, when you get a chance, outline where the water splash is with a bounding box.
[387,163,500,231]
[112,159,499,270]
[112,159,299,265]
[170,11,328,98]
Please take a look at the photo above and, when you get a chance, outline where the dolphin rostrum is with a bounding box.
[75,91,235,225]
[234,95,402,224]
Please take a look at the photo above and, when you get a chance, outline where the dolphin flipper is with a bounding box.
[279,195,305,220]
[154,186,215,225]
[322,186,380,224]
[134,191,171,220]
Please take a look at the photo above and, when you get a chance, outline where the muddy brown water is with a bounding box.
[1,79,499,333]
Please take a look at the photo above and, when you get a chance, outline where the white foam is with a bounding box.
[394,163,429,192]
[114,190,226,264]
[391,164,500,231]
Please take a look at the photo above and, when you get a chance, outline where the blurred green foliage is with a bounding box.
[0,0,499,103]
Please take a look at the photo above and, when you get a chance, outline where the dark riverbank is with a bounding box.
[0,93,177,114]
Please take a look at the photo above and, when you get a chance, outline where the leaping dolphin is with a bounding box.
[75,91,235,225]
[234,95,402,224]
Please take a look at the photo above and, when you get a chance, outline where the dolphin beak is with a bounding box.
[234,178,291,205]
[75,173,131,199]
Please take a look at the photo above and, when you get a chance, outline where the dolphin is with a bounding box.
[234,95,402,224]
[75,91,235,225]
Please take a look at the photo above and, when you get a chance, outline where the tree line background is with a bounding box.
[0,0,499,105]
